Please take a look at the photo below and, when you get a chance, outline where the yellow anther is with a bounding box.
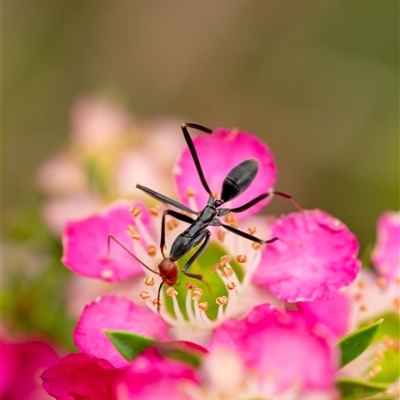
[368,364,382,378]
[153,298,162,308]
[247,226,256,235]
[211,263,221,273]
[147,245,157,257]
[185,282,197,290]
[144,277,155,286]
[377,277,386,288]
[140,291,151,300]
[150,206,159,217]
[199,302,208,311]
[358,279,367,289]
[186,187,195,198]
[227,282,237,290]
[130,206,141,217]
[166,287,178,297]
[252,242,262,250]
[192,288,203,300]
[220,255,232,264]
[236,255,248,263]
[222,267,233,278]
[216,296,228,306]
[217,229,225,243]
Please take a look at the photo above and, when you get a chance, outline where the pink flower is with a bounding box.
[174,127,277,219]
[1,337,58,400]
[253,210,361,302]
[371,211,400,285]
[41,352,123,400]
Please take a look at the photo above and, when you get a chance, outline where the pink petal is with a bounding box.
[117,347,198,400]
[371,211,400,284]
[210,304,337,393]
[298,294,351,339]
[174,127,277,219]
[1,337,58,400]
[74,295,169,368]
[62,201,151,282]
[41,353,123,400]
[253,210,361,302]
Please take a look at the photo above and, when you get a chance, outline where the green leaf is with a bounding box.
[105,330,157,361]
[337,378,389,400]
[339,319,383,367]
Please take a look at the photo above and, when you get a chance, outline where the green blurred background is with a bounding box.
[4,0,399,250]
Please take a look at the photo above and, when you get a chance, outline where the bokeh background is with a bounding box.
[3,0,399,348]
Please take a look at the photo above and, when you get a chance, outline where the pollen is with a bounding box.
[147,245,157,257]
[150,206,159,217]
[130,206,142,217]
[192,288,203,300]
[153,298,162,308]
[252,242,262,250]
[186,187,195,198]
[227,282,237,290]
[101,269,114,280]
[140,291,151,300]
[217,229,225,242]
[216,296,228,306]
[166,287,178,297]
[144,276,155,286]
[247,225,256,235]
[199,301,208,311]
[236,255,247,263]
[220,255,232,264]
[377,277,386,288]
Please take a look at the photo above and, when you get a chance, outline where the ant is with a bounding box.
[109,123,301,311]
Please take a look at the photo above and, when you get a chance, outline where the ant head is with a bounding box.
[158,258,178,286]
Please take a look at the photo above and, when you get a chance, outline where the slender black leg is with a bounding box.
[181,230,211,281]
[181,123,213,197]
[217,222,279,245]
[160,209,196,256]
[107,235,158,275]
[228,190,302,214]
[136,184,198,214]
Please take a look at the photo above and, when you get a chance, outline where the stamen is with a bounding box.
[150,206,159,217]
[220,255,232,264]
[144,277,155,286]
[130,206,142,218]
[192,288,203,300]
[374,350,385,362]
[186,187,195,198]
[252,242,262,250]
[227,282,237,290]
[185,282,197,290]
[359,304,367,313]
[217,229,225,243]
[166,287,178,297]
[236,255,248,263]
[140,291,151,300]
[147,245,157,257]
[153,298,161,308]
[354,293,364,302]
[185,287,196,324]
[222,267,233,278]
[358,279,367,289]
[247,226,256,235]
[368,364,382,378]
[216,296,228,306]
[198,302,208,312]
[377,277,386,288]
[393,297,400,310]
[166,218,179,231]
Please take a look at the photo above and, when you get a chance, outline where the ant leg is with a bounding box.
[181,230,211,281]
[107,235,158,275]
[136,184,198,214]
[160,209,196,257]
[217,222,278,245]
[229,191,302,213]
[181,123,213,197]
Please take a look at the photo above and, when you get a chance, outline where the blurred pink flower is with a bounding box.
[1,337,58,400]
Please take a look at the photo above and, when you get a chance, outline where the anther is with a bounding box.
[252,242,262,250]
[186,187,195,198]
[140,291,151,300]
[130,206,141,217]
[153,298,161,308]
[358,279,367,289]
[147,245,157,257]
[217,229,226,243]
[236,255,248,263]
[377,277,386,288]
[368,364,382,378]
[222,267,233,278]
[359,304,367,313]
[393,297,400,310]
[227,282,237,290]
[199,302,208,311]
[396,276,400,285]
[185,282,197,290]
[166,287,178,297]
[211,263,221,273]
[192,288,203,300]
[150,206,159,217]
[144,277,155,286]
[220,255,232,264]
[247,226,256,235]
[167,219,178,231]
[374,350,385,362]
[216,296,228,306]
[354,293,364,302]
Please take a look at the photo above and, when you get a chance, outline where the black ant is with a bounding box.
[109,123,301,311]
